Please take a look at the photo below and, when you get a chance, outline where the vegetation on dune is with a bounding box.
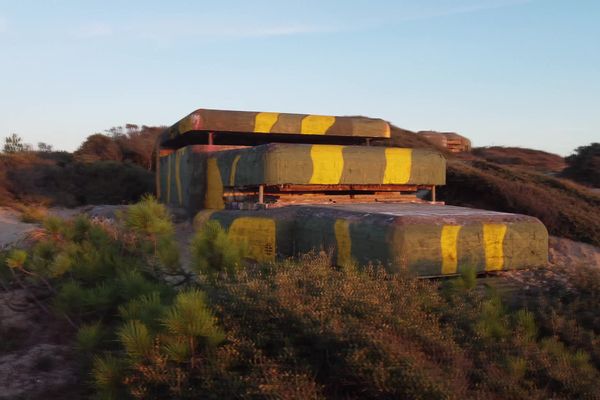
[563,142,600,187]
[441,158,600,246]
[0,127,162,208]
[2,198,600,399]
[471,146,566,173]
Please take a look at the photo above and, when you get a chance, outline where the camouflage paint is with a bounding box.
[228,217,277,262]
[441,225,462,274]
[483,223,507,271]
[157,143,446,214]
[192,204,548,277]
[161,109,391,144]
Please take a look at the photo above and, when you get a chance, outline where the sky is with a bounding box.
[0,0,598,155]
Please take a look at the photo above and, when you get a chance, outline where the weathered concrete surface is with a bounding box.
[158,144,446,213]
[195,203,548,276]
[160,108,391,147]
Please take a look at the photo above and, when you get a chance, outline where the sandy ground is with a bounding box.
[0,208,37,250]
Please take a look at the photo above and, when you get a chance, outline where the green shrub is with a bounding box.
[190,220,245,279]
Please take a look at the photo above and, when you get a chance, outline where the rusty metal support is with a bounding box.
[258,184,265,204]
[431,185,436,202]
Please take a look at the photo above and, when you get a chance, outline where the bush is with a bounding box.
[4,197,599,399]
[563,142,600,187]
[190,220,245,279]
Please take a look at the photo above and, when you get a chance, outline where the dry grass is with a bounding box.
[15,204,48,223]
[199,254,600,399]
[471,146,566,173]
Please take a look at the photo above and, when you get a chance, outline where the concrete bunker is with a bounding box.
[157,108,548,276]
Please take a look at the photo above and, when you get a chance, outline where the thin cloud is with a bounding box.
[396,0,536,22]
[70,16,337,43]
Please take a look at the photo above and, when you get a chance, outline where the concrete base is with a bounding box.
[194,203,548,277]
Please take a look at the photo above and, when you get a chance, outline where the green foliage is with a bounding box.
[6,249,27,269]
[118,292,167,331]
[564,142,600,187]
[77,322,106,354]
[162,289,224,347]
[3,133,26,153]
[475,294,510,340]
[444,265,476,294]
[18,204,47,223]
[120,195,181,272]
[118,320,154,361]
[190,220,245,278]
[6,196,600,399]
[92,354,128,400]
[122,195,173,237]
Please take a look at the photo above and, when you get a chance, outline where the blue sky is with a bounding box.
[0,0,598,155]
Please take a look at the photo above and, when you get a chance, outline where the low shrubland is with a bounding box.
[1,197,599,399]
[0,152,154,207]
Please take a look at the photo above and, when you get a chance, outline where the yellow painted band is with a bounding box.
[334,219,352,267]
[228,217,276,262]
[156,150,161,200]
[301,115,335,135]
[441,225,462,275]
[383,148,412,184]
[254,112,279,133]
[229,155,241,186]
[175,150,183,206]
[166,155,172,203]
[483,224,507,271]
[205,158,225,209]
[309,145,344,184]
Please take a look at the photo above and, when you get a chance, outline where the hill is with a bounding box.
[471,146,566,173]
[379,126,600,247]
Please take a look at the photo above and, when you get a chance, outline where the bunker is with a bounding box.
[157,108,548,276]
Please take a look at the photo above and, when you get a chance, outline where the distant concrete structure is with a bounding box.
[418,131,472,153]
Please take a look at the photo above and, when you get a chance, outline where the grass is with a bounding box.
[471,146,566,173]
[16,204,48,223]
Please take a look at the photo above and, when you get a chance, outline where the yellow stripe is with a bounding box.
[301,115,335,135]
[155,149,161,200]
[228,217,276,262]
[254,112,279,133]
[205,158,224,209]
[441,225,462,275]
[175,150,183,206]
[383,148,412,184]
[334,219,352,267]
[309,145,344,184]
[166,155,172,203]
[229,155,241,186]
[483,224,507,271]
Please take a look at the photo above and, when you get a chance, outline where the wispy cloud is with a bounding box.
[71,16,337,44]
[68,0,534,44]
[394,0,536,22]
